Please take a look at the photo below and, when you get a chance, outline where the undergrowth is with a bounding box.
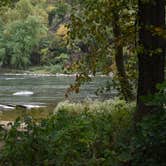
[0,99,165,166]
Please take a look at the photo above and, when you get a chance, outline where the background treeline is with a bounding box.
[0,0,73,72]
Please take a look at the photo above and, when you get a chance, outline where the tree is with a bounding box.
[0,0,47,69]
[111,2,135,101]
[136,0,165,119]
[68,0,136,100]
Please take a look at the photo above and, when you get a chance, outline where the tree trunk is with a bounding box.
[112,12,134,101]
[136,0,165,120]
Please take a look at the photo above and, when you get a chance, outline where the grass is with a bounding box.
[0,106,54,121]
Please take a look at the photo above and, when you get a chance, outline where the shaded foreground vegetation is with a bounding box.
[0,99,165,165]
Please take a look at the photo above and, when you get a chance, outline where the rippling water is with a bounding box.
[0,74,113,106]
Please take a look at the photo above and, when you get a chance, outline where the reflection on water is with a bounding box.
[0,74,113,106]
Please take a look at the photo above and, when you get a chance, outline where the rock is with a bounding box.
[23,104,46,109]
[0,104,15,110]
[15,105,27,109]
[0,103,46,111]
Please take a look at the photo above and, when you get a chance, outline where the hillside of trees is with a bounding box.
[0,0,72,73]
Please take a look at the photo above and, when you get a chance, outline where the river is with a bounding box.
[0,74,114,108]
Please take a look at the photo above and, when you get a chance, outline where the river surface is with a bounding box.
[0,74,113,107]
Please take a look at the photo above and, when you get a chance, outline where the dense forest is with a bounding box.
[0,0,73,73]
[0,0,166,165]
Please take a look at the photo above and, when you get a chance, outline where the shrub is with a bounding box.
[44,64,63,74]
[1,99,165,165]
[131,111,166,166]
[0,99,134,165]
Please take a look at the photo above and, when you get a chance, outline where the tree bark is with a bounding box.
[136,0,165,120]
[112,12,134,101]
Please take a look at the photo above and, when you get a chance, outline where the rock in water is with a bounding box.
[13,91,34,96]
[0,104,15,110]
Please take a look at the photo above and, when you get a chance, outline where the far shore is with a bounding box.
[0,68,113,77]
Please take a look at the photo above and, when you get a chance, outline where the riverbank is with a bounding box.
[0,67,113,77]
[0,67,73,76]
[0,66,72,75]
[0,105,54,121]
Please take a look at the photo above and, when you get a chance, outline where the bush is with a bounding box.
[44,64,63,74]
[0,99,165,166]
[131,111,166,166]
[0,99,134,165]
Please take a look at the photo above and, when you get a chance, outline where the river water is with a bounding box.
[0,74,114,107]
